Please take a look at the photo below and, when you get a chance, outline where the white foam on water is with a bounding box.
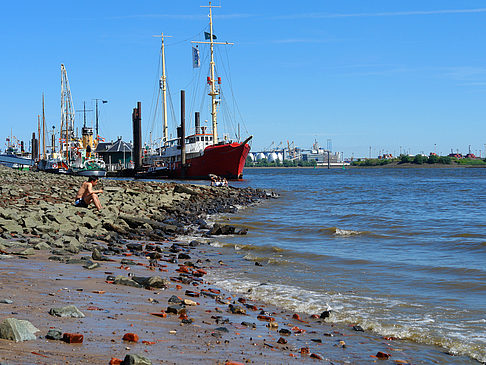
[334,228,362,236]
[206,269,486,363]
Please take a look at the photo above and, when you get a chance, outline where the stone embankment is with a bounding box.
[0,166,269,254]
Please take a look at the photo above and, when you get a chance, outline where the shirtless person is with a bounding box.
[75,176,103,211]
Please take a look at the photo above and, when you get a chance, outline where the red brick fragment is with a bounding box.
[62,333,83,343]
[185,290,200,297]
[225,361,245,365]
[300,347,310,355]
[122,333,139,342]
[310,314,320,319]
[257,315,275,322]
[310,353,323,360]
[277,337,287,344]
[376,351,390,359]
[176,285,182,290]
[150,312,167,318]
[142,340,156,345]
[176,265,190,273]
[109,358,123,365]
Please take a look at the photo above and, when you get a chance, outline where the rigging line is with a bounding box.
[146,49,163,143]
[165,27,206,47]
[219,46,249,136]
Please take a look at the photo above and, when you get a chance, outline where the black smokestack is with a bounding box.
[132,102,142,170]
[195,111,200,135]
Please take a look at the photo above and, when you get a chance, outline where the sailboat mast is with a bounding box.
[161,34,168,147]
[208,4,218,144]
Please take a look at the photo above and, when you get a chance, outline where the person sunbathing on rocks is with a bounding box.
[74,176,103,211]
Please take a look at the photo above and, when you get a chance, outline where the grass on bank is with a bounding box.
[351,154,486,167]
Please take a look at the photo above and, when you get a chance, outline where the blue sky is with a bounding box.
[1,0,485,158]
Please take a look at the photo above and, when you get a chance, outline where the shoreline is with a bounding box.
[0,167,478,364]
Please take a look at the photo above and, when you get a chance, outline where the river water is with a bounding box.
[201,167,486,363]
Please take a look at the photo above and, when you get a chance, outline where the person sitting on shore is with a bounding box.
[74,176,103,211]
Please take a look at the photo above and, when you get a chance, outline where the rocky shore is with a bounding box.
[0,166,473,364]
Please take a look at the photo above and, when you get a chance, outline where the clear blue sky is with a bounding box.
[1,0,485,158]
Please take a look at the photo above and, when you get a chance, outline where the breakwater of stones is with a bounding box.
[0,166,272,254]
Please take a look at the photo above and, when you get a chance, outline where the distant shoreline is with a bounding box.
[246,163,486,169]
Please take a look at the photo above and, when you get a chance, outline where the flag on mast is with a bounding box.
[192,46,200,68]
[204,32,217,40]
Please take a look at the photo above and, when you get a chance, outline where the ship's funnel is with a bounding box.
[195,111,200,135]
[132,102,142,170]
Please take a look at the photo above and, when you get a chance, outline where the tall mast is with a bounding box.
[60,64,75,162]
[153,33,171,147]
[208,4,218,144]
[193,2,233,145]
[42,93,46,159]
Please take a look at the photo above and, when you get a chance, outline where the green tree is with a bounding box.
[400,154,411,163]
[427,154,439,164]
[413,154,426,164]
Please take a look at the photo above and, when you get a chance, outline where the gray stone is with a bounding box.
[0,299,13,304]
[122,354,152,365]
[34,242,51,250]
[82,260,100,270]
[113,275,143,288]
[46,328,63,340]
[19,248,36,256]
[0,318,39,342]
[132,276,169,289]
[49,305,85,318]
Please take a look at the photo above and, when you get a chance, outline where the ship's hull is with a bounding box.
[165,141,250,180]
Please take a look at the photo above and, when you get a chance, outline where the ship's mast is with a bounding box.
[153,33,171,147]
[193,2,233,145]
[60,64,75,162]
[208,4,218,144]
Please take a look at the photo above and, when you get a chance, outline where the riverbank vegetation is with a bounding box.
[351,154,486,167]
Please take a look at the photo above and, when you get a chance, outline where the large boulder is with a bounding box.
[0,318,39,342]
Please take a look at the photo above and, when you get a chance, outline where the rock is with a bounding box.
[0,318,39,342]
[46,329,63,340]
[49,305,85,318]
[277,337,287,344]
[183,299,198,306]
[173,185,199,196]
[320,310,331,319]
[33,242,51,250]
[241,321,256,329]
[166,305,186,315]
[228,304,246,315]
[82,260,100,270]
[214,326,229,333]
[353,325,364,332]
[168,295,183,305]
[113,276,143,288]
[132,276,169,289]
[19,248,36,256]
[92,248,109,261]
[0,299,13,304]
[122,354,152,365]
[278,328,291,336]
[376,351,390,359]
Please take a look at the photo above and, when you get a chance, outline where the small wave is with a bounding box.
[319,227,366,237]
[242,253,289,266]
[207,273,486,363]
[450,233,485,238]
